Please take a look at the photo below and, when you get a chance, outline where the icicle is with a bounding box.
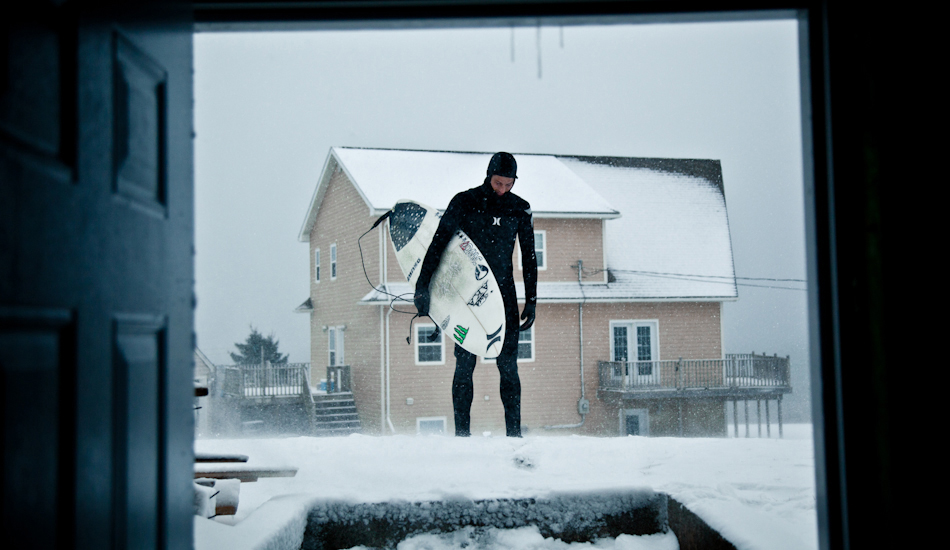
[536,23,542,79]
[510,26,515,62]
[560,25,564,48]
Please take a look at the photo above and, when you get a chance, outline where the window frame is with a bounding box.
[414,323,445,365]
[609,319,660,363]
[314,247,321,283]
[518,229,547,271]
[481,322,535,363]
[328,325,344,366]
[330,242,337,280]
[533,229,546,270]
[187,5,875,549]
[416,416,447,435]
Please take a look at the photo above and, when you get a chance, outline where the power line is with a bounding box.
[584,268,807,291]
[605,268,806,283]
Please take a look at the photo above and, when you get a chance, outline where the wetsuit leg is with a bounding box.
[452,344,477,436]
[497,278,522,437]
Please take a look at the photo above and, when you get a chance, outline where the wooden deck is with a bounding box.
[598,353,791,399]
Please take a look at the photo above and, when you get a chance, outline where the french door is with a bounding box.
[610,320,660,387]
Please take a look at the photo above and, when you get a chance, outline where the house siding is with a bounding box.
[383,301,724,436]
[310,169,384,433]
[513,218,606,284]
[581,301,724,435]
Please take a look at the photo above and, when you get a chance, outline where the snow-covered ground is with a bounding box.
[194,424,817,550]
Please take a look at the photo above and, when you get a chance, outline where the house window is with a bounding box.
[417,417,446,435]
[482,323,534,363]
[314,248,321,282]
[636,326,652,361]
[328,326,344,366]
[534,230,546,270]
[415,324,444,364]
[518,230,547,270]
[610,320,659,380]
[518,325,534,361]
[330,243,337,280]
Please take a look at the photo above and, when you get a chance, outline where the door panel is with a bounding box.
[2,3,193,549]
[0,307,75,549]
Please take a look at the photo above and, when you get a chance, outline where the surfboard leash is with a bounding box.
[358,210,414,313]
[360,210,442,346]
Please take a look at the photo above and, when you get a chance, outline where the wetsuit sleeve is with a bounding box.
[518,207,538,304]
[415,196,463,294]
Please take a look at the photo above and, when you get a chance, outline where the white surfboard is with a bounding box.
[389,200,506,357]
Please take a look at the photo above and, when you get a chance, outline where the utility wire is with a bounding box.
[583,267,807,291]
[595,268,806,283]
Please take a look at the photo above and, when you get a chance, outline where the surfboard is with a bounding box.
[388,200,506,357]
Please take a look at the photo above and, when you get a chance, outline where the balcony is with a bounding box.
[222,362,312,400]
[598,353,791,400]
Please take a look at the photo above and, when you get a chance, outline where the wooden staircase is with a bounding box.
[311,393,361,436]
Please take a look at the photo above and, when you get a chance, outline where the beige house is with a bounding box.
[298,147,789,437]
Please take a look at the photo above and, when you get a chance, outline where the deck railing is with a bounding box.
[599,353,789,392]
[222,362,311,398]
[326,365,352,394]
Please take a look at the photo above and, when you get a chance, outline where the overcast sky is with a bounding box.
[194,18,811,419]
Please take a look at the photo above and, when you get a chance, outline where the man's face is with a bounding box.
[490,175,515,196]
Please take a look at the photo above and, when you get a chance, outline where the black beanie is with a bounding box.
[486,152,518,179]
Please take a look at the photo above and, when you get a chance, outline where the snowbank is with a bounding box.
[195,425,817,550]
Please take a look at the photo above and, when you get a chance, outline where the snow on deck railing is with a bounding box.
[221,362,312,398]
[599,353,790,391]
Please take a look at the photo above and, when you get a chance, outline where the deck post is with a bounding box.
[755,399,762,437]
[765,399,771,437]
[732,398,738,438]
[678,401,683,437]
[744,399,749,437]
[777,395,783,438]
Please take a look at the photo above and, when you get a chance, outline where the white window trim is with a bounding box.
[330,243,337,280]
[328,325,345,366]
[481,323,535,364]
[414,323,445,365]
[416,416,447,435]
[609,319,660,362]
[517,230,547,271]
[534,229,547,271]
[314,247,321,283]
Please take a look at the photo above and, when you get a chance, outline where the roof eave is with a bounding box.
[359,295,739,305]
[297,151,338,242]
[368,208,621,219]
[298,148,379,242]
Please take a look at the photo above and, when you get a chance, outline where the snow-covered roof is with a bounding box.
[194,347,216,375]
[303,148,736,301]
[298,147,620,242]
[560,157,737,300]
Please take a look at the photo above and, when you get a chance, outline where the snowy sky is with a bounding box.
[194,19,810,418]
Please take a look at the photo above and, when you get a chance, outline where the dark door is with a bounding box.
[2,3,193,549]
[625,414,640,436]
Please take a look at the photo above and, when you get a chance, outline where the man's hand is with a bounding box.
[519,301,536,331]
[414,286,431,317]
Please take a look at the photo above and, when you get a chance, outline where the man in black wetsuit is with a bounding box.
[414,152,538,438]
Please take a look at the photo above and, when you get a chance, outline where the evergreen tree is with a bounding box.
[230,326,289,364]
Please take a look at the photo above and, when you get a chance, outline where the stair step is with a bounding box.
[315,417,360,424]
[310,394,361,436]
